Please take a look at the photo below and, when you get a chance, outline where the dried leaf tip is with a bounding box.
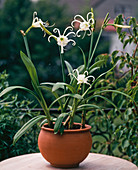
[20,30,26,36]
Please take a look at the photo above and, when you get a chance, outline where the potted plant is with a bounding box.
[0,8,134,168]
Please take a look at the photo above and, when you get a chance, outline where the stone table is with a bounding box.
[1,153,137,170]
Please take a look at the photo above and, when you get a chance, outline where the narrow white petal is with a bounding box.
[74,15,86,22]
[76,29,82,37]
[82,31,86,39]
[53,28,61,36]
[88,18,95,25]
[71,20,81,27]
[87,29,92,36]
[87,75,95,82]
[33,11,37,20]
[84,71,88,75]
[66,31,76,37]
[48,35,57,42]
[63,26,73,35]
[87,12,93,21]
[68,39,76,46]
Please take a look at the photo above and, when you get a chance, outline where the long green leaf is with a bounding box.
[54,113,68,134]
[49,93,83,109]
[92,63,117,86]
[13,115,46,145]
[52,82,76,93]
[0,86,40,103]
[78,46,86,70]
[20,51,39,86]
[40,85,63,112]
[89,60,104,70]
[77,104,105,114]
[96,90,135,102]
[65,60,73,80]
[86,95,121,114]
[41,82,55,86]
[89,67,100,74]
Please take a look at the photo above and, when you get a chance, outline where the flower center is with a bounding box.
[57,36,68,46]
[80,22,90,31]
[78,74,86,83]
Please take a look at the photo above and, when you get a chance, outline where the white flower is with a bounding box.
[48,26,76,54]
[32,11,44,28]
[70,69,95,86]
[71,12,94,38]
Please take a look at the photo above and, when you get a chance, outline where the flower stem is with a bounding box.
[59,49,66,94]
[25,26,33,35]
[87,28,103,68]
[40,23,57,40]
[20,30,31,59]
[69,98,77,129]
[88,32,93,64]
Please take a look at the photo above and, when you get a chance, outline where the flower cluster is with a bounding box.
[25,11,95,55]
[0,8,133,141]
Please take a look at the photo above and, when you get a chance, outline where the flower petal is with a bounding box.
[66,31,76,37]
[63,26,73,35]
[48,35,57,42]
[68,39,76,46]
[87,12,93,21]
[74,14,86,22]
[53,28,61,36]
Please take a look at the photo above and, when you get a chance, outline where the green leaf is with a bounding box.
[96,90,135,103]
[13,115,46,145]
[89,60,105,70]
[65,60,73,80]
[0,86,40,103]
[86,95,121,114]
[92,63,117,85]
[122,139,129,148]
[78,46,86,70]
[20,51,39,86]
[95,54,110,67]
[41,82,55,86]
[77,104,105,114]
[54,113,68,134]
[49,93,83,109]
[123,39,130,49]
[52,82,76,93]
[40,85,63,112]
[89,67,100,74]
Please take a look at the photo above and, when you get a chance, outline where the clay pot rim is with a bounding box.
[41,122,91,133]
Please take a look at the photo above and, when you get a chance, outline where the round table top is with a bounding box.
[1,153,137,170]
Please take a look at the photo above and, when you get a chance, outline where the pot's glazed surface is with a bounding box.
[38,123,92,168]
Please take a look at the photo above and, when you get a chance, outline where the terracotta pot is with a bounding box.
[38,122,92,168]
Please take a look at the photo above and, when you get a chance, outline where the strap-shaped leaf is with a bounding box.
[13,115,46,145]
[65,60,73,80]
[77,104,105,114]
[20,51,39,86]
[78,46,86,70]
[92,63,117,86]
[86,95,121,114]
[96,90,135,103]
[54,113,68,134]
[89,67,100,74]
[52,82,76,93]
[40,85,63,112]
[41,82,55,86]
[89,60,105,70]
[49,93,83,109]
[0,86,40,103]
